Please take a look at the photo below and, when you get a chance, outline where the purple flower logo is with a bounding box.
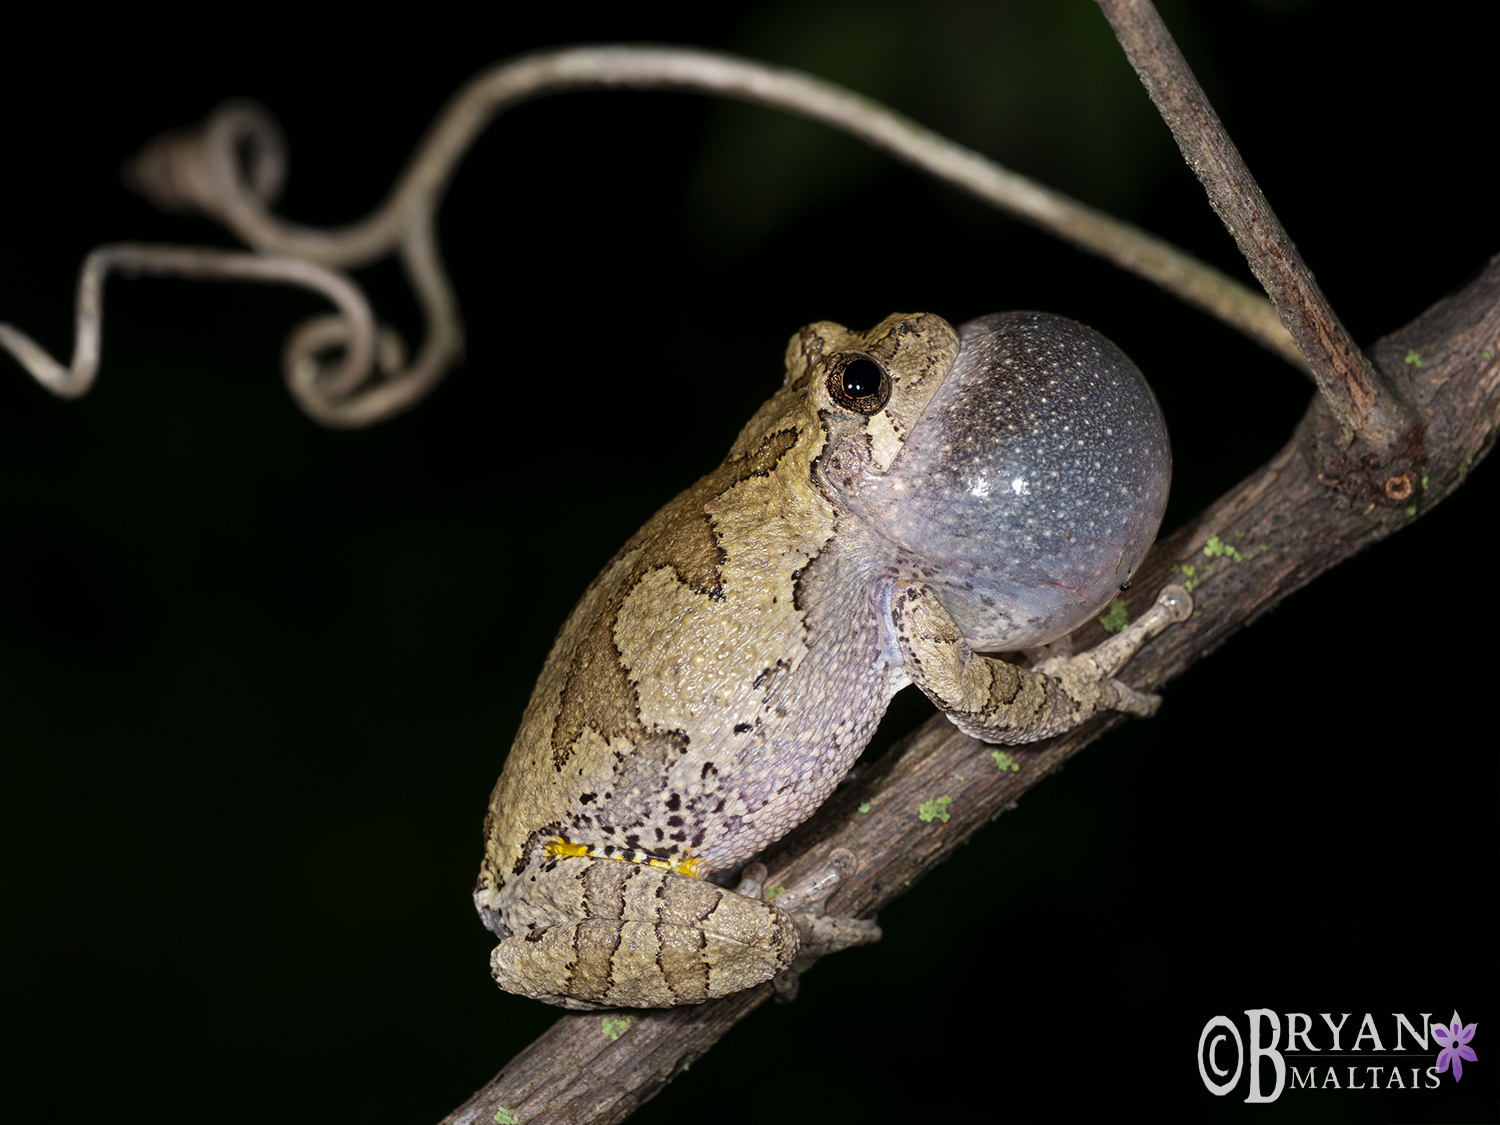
[1433,1011,1478,1083]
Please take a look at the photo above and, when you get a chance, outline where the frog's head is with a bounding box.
[768,311,961,489]
[812,311,1172,651]
[726,311,959,475]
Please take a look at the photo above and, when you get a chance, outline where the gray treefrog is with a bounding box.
[474,311,1188,1008]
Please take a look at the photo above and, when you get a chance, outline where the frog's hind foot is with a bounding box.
[763,848,881,1003]
[772,915,881,1003]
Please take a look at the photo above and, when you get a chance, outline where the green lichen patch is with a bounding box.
[1179,534,1267,592]
[857,801,871,814]
[601,1015,635,1041]
[766,884,786,900]
[918,795,953,823]
[1202,535,1246,563]
[1098,600,1129,632]
[494,1109,520,1124]
[1483,348,1494,361]
[991,750,1020,773]
[1404,349,1424,367]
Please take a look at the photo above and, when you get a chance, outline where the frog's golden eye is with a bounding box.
[826,353,891,415]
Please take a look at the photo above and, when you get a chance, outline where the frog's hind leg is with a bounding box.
[490,854,799,1010]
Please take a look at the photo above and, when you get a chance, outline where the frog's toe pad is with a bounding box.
[1108,677,1161,717]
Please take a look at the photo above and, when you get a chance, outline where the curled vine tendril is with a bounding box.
[1,45,1302,428]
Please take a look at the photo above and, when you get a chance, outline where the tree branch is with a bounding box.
[1095,0,1407,446]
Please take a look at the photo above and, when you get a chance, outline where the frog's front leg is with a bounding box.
[491,854,800,1010]
[890,582,1192,745]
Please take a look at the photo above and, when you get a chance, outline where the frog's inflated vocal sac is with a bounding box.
[476,311,1187,1009]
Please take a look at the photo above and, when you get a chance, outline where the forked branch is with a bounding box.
[434,15,1500,1124]
[1096,0,1410,447]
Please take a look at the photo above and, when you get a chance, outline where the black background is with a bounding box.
[2,2,1495,1121]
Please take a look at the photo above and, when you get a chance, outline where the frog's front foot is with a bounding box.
[1033,583,1192,718]
[1032,585,1182,708]
[896,582,1192,745]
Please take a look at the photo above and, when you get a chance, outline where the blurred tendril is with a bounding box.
[0,44,1302,428]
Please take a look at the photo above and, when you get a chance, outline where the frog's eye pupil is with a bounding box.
[826,354,891,414]
[843,359,882,399]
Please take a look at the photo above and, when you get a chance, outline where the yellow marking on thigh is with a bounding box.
[545,837,703,878]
